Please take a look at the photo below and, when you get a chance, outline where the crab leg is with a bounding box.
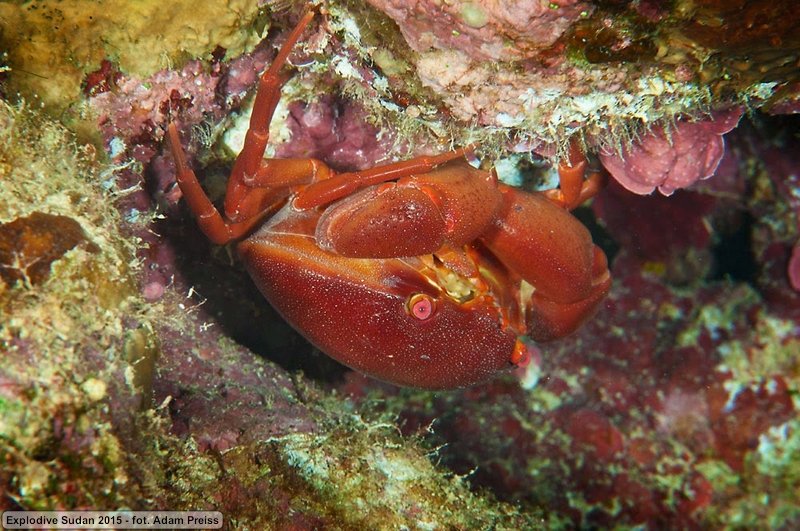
[544,140,606,210]
[526,246,610,341]
[166,11,316,242]
[217,6,474,216]
[312,160,502,258]
[223,10,316,222]
[292,146,475,209]
[167,124,265,244]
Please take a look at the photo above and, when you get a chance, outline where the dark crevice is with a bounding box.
[710,211,758,284]
[573,205,620,267]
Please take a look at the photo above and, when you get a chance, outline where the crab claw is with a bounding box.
[482,185,611,342]
[315,161,502,258]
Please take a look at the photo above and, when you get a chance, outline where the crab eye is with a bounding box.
[406,293,435,320]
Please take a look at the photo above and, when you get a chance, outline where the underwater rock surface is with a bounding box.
[1,0,799,528]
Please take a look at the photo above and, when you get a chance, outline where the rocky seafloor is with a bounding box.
[1,0,799,528]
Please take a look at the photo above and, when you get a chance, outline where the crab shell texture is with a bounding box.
[238,202,520,389]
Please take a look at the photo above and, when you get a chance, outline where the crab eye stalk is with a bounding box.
[406,293,435,320]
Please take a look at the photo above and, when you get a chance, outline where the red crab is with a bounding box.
[166,11,611,389]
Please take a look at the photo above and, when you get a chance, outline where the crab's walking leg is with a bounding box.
[167,124,264,244]
[292,146,475,209]
[224,10,317,222]
[545,140,606,210]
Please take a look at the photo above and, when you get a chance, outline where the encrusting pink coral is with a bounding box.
[90,45,275,145]
[276,97,397,172]
[366,0,591,61]
[790,241,800,292]
[599,108,744,195]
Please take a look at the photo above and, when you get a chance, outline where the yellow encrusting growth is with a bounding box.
[0,0,263,113]
[0,99,144,507]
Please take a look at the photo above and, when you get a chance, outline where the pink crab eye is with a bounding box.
[407,293,435,321]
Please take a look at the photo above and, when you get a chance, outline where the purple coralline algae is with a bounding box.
[599,107,744,195]
[790,243,800,292]
[365,0,592,61]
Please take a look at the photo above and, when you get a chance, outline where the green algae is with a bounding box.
[698,418,800,527]
[267,415,543,529]
[0,99,147,509]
